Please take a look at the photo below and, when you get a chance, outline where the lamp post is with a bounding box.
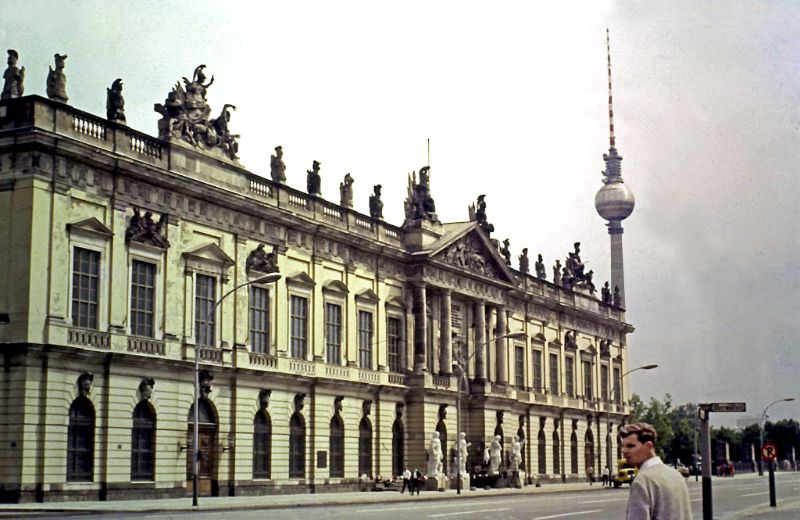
[192,272,281,507]
[606,364,658,474]
[453,330,526,495]
[757,397,795,476]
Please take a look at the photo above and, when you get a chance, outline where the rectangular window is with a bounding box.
[565,356,575,397]
[195,275,216,346]
[533,350,543,392]
[290,295,308,359]
[72,247,100,329]
[325,303,342,364]
[387,317,403,373]
[601,365,609,401]
[582,360,593,400]
[358,310,373,369]
[515,345,525,388]
[250,286,270,353]
[130,260,155,337]
[549,353,559,394]
[613,366,622,404]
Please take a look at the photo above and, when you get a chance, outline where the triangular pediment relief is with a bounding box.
[286,271,315,287]
[428,224,515,283]
[385,296,406,309]
[356,288,379,304]
[532,333,547,345]
[182,243,235,267]
[322,279,349,294]
[67,217,113,239]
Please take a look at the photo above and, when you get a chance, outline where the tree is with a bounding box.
[629,394,698,464]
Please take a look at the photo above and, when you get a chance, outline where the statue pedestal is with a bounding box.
[510,471,525,488]
[449,474,470,490]
[425,475,447,491]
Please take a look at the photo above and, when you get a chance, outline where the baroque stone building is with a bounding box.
[0,85,633,501]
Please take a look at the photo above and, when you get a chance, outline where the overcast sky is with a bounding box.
[4,1,799,427]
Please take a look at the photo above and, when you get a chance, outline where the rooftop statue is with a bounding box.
[535,253,546,280]
[270,145,287,183]
[154,65,239,160]
[340,173,354,208]
[613,285,621,307]
[601,281,612,305]
[369,184,383,219]
[307,160,322,196]
[518,247,529,274]
[404,166,438,223]
[475,194,494,236]
[563,242,596,293]
[553,259,562,286]
[2,49,25,100]
[499,238,511,266]
[46,53,68,103]
[106,79,126,123]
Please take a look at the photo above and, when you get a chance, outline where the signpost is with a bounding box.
[698,402,746,520]
[761,441,778,507]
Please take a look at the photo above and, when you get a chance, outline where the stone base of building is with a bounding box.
[425,475,447,491]
[449,474,470,490]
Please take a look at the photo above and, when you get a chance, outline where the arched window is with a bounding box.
[552,431,561,475]
[392,419,404,477]
[329,415,344,478]
[67,396,95,482]
[585,428,595,475]
[537,428,547,474]
[437,421,448,475]
[570,431,579,474]
[131,401,156,481]
[289,413,305,479]
[358,418,373,478]
[253,410,272,479]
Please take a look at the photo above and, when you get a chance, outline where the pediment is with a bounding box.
[385,296,406,309]
[532,333,546,345]
[322,279,349,294]
[356,288,379,304]
[182,243,235,267]
[429,225,515,283]
[286,271,315,287]
[67,217,113,239]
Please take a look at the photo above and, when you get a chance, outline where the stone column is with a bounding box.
[413,282,427,373]
[440,289,452,375]
[474,300,486,380]
[496,306,508,385]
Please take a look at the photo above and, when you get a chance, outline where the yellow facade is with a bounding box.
[0,96,632,502]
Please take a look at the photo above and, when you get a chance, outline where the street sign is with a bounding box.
[708,402,746,413]
[761,442,777,461]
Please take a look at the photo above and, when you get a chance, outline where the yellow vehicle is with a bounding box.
[613,458,638,488]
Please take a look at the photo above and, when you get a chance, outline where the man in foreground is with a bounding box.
[620,422,693,520]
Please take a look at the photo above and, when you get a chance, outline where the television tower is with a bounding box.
[595,29,635,308]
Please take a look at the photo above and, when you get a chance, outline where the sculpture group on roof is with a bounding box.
[404,166,438,224]
[154,65,239,160]
[561,242,596,294]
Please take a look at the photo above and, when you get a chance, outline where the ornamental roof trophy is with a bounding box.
[154,65,240,160]
[2,49,25,100]
[106,78,126,123]
[46,53,68,103]
[403,166,439,225]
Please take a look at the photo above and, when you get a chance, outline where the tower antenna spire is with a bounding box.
[427,138,430,168]
[606,28,616,149]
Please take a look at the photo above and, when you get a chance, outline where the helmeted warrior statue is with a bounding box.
[105,79,126,123]
[154,65,239,160]
[2,49,25,100]
[307,160,322,196]
[499,239,511,266]
[270,145,287,183]
[369,184,383,219]
[404,166,438,224]
[473,194,495,236]
[46,53,68,103]
[340,173,354,208]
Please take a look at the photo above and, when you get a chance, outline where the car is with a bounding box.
[613,458,638,488]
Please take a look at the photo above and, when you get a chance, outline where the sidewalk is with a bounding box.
[0,480,606,515]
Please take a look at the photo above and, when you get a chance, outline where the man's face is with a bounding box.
[621,434,654,467]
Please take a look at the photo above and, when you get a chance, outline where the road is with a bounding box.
[4,473,799,520]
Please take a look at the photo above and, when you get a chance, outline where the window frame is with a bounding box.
[131,401,156,481]
[67,396,95,482]
[249,285,272,354]
[194,273,217,347]
[357,309,374,370]
[252,410,272,479]
[289,294,309,359]
[325,302,343,365]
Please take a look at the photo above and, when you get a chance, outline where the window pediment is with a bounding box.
[356,288,379,304]
[322,279,348,294]
[183,243,234,281]
[385,296,406,310]
[286,271,315,287]
[67,217,113,240]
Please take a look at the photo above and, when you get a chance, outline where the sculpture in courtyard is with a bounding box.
[154,65,240,160]
[307,160,322,195]
[106,78,126,123]
[46,53,68,103]
[369,184,383,219]
[340,173,354,208]
[270,145,287,183]
[488,435,502,475]
[427,431,443,478]
[456,432,470,476]
[2,49,25,100]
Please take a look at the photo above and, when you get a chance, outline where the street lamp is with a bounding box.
[453,330,526,495]
[607,364,658,473]
[757,397,795,476]
[192,272,281,507]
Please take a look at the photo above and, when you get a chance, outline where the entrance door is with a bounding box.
[187,400,218,496]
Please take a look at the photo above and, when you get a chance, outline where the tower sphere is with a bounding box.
[595,179,635,221]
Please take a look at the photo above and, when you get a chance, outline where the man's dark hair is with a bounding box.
[619,422,658,444]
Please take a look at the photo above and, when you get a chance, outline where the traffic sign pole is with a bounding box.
[698,402,747,520]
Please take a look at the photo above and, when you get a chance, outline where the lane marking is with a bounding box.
[578,497,626,504]
[429,508,510,518]
[741,492,768,497]
[533,510,602,520]
[356,501,498,513]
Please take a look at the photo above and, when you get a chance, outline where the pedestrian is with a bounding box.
[587,465,594,485]
[401,467,411,494]
[413,468,423,495]
[601,465,610,487]
[620,422,692,520]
